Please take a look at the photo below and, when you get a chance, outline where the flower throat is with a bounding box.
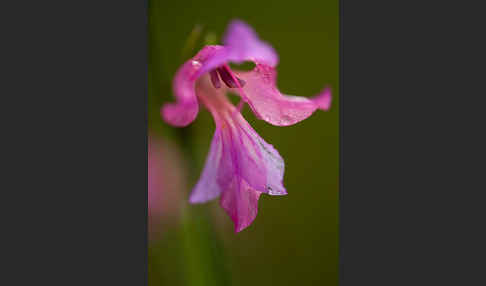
[209,65,246,89]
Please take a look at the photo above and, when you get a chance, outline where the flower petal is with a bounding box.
[220,179,262,233]
[192,20,279,80]
[234,114,287,195]
[189,130,224,203]
[208,114,287,232]
[190,112,286,205]
[202,72,287,195]
[162,46,226,127]
[235,64,332,126]
[190,73,287,231]
[161,61,200,127]
[222,19,279,67]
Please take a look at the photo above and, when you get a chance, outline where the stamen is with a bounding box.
[216,66,246,88]
[209,70,221,89]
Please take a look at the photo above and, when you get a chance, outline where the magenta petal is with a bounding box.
[235,64,332,126]
[162,46,228,127]
[223,19,279,67]
[189,111,286,231]
[193,20,279,79]
[161,61,199,127]
[235,114,287,195]
[161,101,198,127]
[190,113,286,202]
[189,131,223,203]
[311,87,332,111]
[220,179,262,233]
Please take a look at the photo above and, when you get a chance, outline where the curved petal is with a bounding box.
[161,46,226,127]
[222,19,279,67]
[189,111,286,204]
[193,20,279,80]
[189,73,287,231]
[161,60,200,127]
[196,72,287,196]
[234,64,332,126]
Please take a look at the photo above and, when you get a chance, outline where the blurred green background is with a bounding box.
[148,0,338,285]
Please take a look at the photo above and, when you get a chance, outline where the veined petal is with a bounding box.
[218,118,287,233]
[218,113,287,196]
[190,69,287,232]
[235,64,332,126]
[220,179,262,233]
[188,120,282,233]
[195,74,287,197]
[238,118,286,196]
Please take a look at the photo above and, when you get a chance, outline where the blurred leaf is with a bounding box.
[181,24,204,61]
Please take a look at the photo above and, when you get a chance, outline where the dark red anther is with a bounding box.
[209,70,221,88]
[216,65,246,88]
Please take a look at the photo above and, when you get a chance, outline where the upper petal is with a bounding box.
[234,64,332,126]
[222,19,279,67]
[192,20,279,81]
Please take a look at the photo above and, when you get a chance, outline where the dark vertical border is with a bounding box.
[341,1,485,285]
[9,0,148,284]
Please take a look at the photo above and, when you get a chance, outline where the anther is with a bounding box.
[209,70,221,89]
[216,66,246,88]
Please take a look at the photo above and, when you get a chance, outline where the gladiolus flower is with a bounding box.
[162,20,331,232]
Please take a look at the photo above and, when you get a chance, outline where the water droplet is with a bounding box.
[191,60,202,68]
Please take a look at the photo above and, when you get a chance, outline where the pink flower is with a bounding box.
[161,20,331,232]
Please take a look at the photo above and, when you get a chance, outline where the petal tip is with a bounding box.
[233,216,255,233]
[234,224,248,233]
[268,188,288,196]
[161,102,198,127]
[313,87,332,111]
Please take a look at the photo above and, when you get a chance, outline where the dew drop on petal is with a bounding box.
[191,60,202,68]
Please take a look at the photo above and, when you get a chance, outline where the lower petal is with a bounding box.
[235,114,287,195]
[189,130,223,203]
[220,179,262,233]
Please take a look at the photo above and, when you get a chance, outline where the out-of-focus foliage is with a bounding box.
[148,0,338,285]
